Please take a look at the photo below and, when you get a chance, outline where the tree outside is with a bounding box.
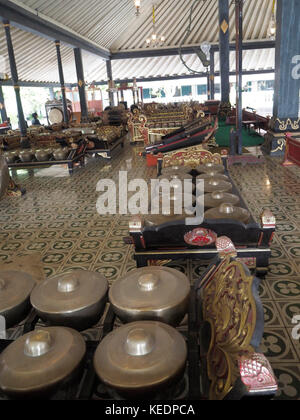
[2,86,53,128]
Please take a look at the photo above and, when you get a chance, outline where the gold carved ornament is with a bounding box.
[272,138,286,154]
[201,257,257,400]
[162,146,222,169]
[275,118,300,131]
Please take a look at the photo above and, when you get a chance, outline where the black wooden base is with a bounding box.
[86,134,126,160]
[7,152,86,176]
[134,247,271,275]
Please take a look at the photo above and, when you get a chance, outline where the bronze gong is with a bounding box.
[204,203,251,223]
[203,191,240,209]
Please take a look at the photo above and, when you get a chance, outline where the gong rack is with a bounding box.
[7,140,88,176]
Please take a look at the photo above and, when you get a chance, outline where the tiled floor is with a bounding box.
[1,141,300,400]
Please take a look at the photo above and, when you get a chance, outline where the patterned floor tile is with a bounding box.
[258,280,274,301]
[266,278,300,301]
[0,142,300,398]
[261,328,299,363]
[268,261,297,277]
[43,265,61,278]
[275,301,300,328]
[263,302,285,328]
[93,264,122,283]
[272,364,300,400]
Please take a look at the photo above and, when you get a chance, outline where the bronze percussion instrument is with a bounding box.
[152,174,195,204]
[195,162,225,174]
[200,179,233,194]
[30,270,108,331]
[203,191,240,209]
[3,152,17,164]
[109,266,190,326]
[53,148,70,161]
[161,166,192,176]
[0,327,86,398]
[204,203,251,223]
[151,192,196,214]
[158,173,193,181]
[35,149,52,162]
[93,321,187,398]
[145,207,196,227]
[197,171,229,182]
[0,271,36,329]
[19,150,34,163]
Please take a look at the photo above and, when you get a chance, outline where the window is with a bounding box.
[143,88,166,99]
[197,85,207,95]
[143,88,151,99]
[182,85,192,96]
[214,84,221,94]
[257,80,275,91]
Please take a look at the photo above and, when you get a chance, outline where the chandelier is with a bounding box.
[134,0,141,16]
[268,0,276,39]
[146,5,165,47]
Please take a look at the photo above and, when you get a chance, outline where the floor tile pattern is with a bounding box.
[0,144,300,400]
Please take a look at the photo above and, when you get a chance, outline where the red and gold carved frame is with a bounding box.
[159,145,223,170]
[199,237,278,400]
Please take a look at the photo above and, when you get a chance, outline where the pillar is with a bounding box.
[218,0,230,105]
[49,87,55,101]
[0,84,8,123]
[210,50,215,100]
[106,60,115,107]
[74,48,88,121]
[235,0,243,155]
[3,20,27,140]
[263,0,300,155]
[55,41,69,124]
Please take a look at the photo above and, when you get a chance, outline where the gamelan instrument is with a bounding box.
[109,266,190,326]
[197,172,229,181]
[0,271,36,329]
[204,203,251,224]
[93,321,187,398]
[203,191,240,209]
[0,327,86,399]
[144,121,214,155]
[202,179,233,194]
[195,162,225,174]
[30,270,108,331]
[161,166,192,176]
